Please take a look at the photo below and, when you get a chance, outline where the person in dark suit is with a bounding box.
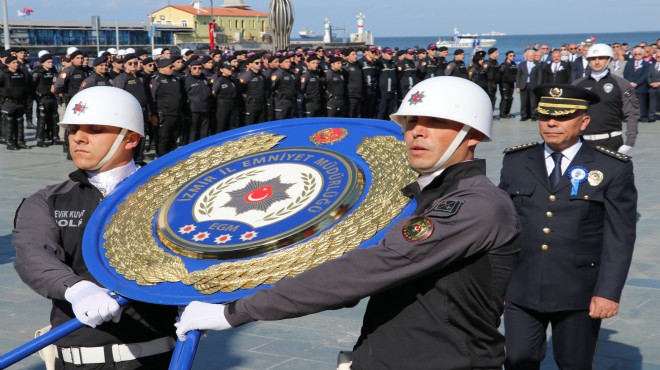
[648,49,660,121]
[516,50,540,121]
[571,44,591,82]
[540,50,571,84]
[624,47,651,121]
[500,84,637,370]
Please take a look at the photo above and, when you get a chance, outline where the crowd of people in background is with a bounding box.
[0,36,658,158]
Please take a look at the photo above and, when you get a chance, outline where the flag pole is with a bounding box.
[2,0,9,50]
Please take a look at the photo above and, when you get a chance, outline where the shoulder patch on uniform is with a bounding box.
[402,216,434,242]
[595,146,631,162]
[434,200,462,214]
[503,142,540,154]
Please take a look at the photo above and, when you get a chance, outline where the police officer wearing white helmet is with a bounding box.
[572,43,639,153]
[175,77,522,369]
[13,86,177,369]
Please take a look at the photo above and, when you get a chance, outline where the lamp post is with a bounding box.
[2,0,9,50]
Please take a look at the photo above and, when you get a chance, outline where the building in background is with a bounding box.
[148,0,269,48]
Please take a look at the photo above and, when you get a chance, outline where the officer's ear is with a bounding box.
[124,131,141,150]
[466,128,484,148]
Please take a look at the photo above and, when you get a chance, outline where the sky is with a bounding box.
[5,0,659,37]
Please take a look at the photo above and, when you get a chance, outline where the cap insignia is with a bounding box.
[72,101,87,115]
[550,87,563,98]
[408,91,425,105]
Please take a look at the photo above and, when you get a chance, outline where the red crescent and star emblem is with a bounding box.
[402,216,434,242]
[310,128,348,145]
[408,91,425,105]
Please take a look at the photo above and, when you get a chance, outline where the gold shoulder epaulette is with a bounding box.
[503,142,539,154]
[595,146,631,162]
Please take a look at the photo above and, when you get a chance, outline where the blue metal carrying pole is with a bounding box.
[0,296,129,369]
[168,330,201,370]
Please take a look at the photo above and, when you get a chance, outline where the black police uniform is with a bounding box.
[376,57,398,120]
[212,74,240,133]
[53,64,88,155]
[32,64,59,146]
[469,63,489,92]
[18,60,35,129]
[498,60,517,118]
[324,68,347,117]
[271,67,298,120]
[445,60,468,79]
[397,58,419,104]
[13,167,178,369]
[113,71,157,160]
[80,72,113,90]
[436,55,449,76]
[0,67,30,150]
[263,67,277,122]
[573,71,639,151]
[184,73,213,144]
[424,56,439,79]
[360,56,379,118]
[484,57,500,109]
[300,68,324,117]
[238,70,267,125]
[150,72,183,157]
[344,60,363,118]
[223,160,522,369]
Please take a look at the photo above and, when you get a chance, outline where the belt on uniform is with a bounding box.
[56,337,175,365]
[582,131,622,141]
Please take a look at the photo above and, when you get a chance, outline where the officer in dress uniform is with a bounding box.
[176,76,522,370]
[237,55,267,125]
[500,84,637,370]
[150,58,183,157]
[398,49,419,107]
[80,55,113,90]
[0,55,31,150]
[423,45,439,79]
[499,51,518,119]
[445,49,468,79]
[32,53,59,147]
[14,47,35,130]
[263,55,279,122]
[300,55,324,117]
[270,56,298,120]
[436,46,450,76]
[324,56,347,117]
[212,59,240,133]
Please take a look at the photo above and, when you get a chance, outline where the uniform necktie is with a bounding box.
[549,152,563,188]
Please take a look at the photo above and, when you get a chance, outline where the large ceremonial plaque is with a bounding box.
[83,118,417,305]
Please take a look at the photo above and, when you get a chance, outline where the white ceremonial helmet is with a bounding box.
[66,47,78,56]
[586,43,614,59]
[37,50,49,58]
[59,87,145,171]
[107,48,118,55]
[125,47,136,54]
[153,48,163,57]
[117,49,126,57]
[390,76,493,173]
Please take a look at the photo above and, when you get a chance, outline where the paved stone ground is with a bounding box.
[1,102,659,369]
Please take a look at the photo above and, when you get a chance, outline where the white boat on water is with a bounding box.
[298,28,320,39]
[481,30,506,36]
[436,28,496,49]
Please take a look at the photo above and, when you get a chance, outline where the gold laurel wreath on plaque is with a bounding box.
[103,132,416,294]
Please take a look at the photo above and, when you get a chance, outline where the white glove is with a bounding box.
[175,301,231,341]
[617,145,632,154]
[64,281,122,328]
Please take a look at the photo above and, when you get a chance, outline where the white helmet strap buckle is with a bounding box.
[413,125,471,173]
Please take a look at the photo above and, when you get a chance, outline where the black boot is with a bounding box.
[16,118,31,149]
[4,116,18,150]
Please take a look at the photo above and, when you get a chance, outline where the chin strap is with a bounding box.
[88,128,128,172]
[412,125,471,174]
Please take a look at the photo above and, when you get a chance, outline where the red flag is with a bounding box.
[209,21,215,51]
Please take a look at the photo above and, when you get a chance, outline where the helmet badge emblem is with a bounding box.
[72,101,88,115]
[408,91,425,105]
[549,88,563,98]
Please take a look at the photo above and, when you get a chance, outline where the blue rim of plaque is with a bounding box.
[82,118,417,305]
[156,147,364,259]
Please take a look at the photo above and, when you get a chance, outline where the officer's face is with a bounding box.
[539,112,590,152]
[347,52,357,63]
[190,65,202,76]
[42,59,53,69]
[403,116,482,173]
[307,59,319,71]
[588,56,610,72]
[6,60,18,72]
[72,55,84,67]
[280,59,291,69]
[124,59,138,73]
[68,124,140,172]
